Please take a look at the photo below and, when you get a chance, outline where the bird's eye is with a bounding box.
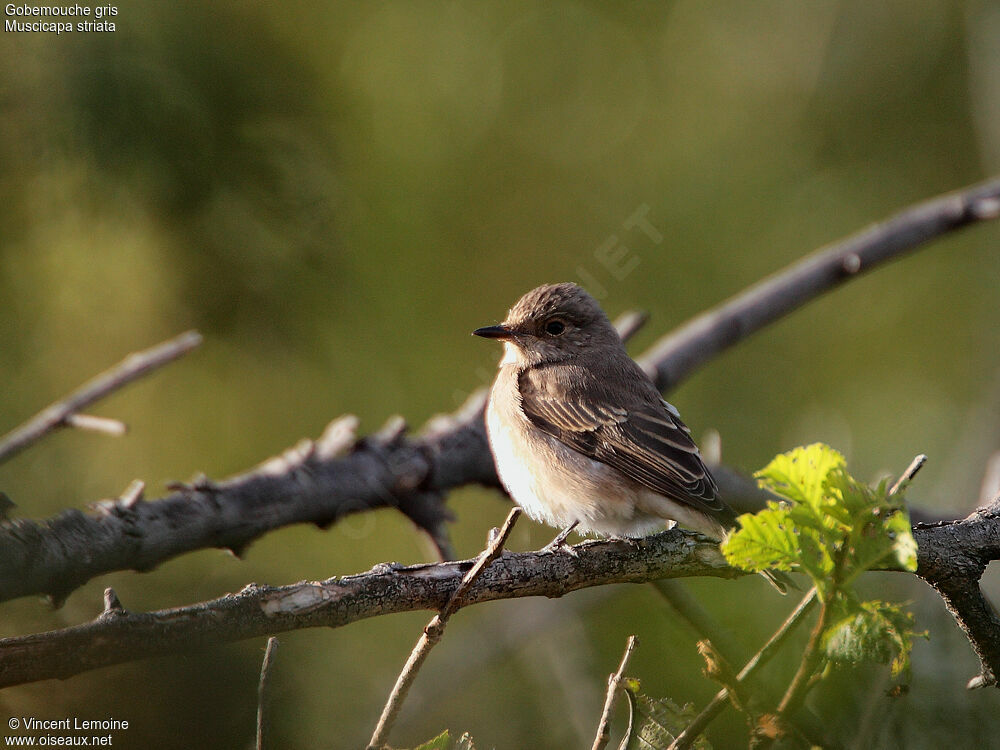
[544,319,566,336]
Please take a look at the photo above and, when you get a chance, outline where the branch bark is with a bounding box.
[0,530,739,690]
[1,505,999,692]
[912,499,1000,687]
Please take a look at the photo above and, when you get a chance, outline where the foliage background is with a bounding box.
[2,1,1000,747]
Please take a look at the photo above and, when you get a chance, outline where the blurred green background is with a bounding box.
[2,1,1000,747]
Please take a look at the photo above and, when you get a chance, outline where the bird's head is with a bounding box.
[473,283,621,366]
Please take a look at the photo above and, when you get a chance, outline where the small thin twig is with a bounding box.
[670,588,818,750]
[367,508,521,750]
[614,310,649,343]
[591,634,638,750]
[64,414,128,436]
[0,330,202,465]
[891,454,927,496]
[257,637,279,750]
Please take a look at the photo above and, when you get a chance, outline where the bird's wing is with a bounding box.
[517,364,726,517]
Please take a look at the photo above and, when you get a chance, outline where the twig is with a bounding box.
[591,634,638,750]
[891,454,928,496]
[256,637,279,750]
[0,330,202,465]
[367,508,521,750]
[638,176,1000,391]
[669,588,818,750]
[63,414,128,437]
[614,310,649,343]
[774,598,830,720]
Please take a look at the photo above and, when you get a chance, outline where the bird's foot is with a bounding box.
[540,522,579,557]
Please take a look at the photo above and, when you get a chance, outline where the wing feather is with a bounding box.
[518,364,726,517]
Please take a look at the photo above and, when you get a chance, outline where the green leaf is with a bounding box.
[886,509,918,572]
[619,681,710,750]
[722,506,798,573]
[755,443,846,509]
[412,730,452,750]
[410,730,476,750]
[730,444,918,590]
[823,599,926,678]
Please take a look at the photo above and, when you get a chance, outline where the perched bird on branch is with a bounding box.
[475,282,786,591]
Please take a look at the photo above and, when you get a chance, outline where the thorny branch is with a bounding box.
[0,177,999,695]
[0,529,738,690]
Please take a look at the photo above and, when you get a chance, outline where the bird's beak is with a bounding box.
[472,324,514,340]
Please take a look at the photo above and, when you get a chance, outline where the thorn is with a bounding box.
[315,414,360,460]
[890,454,927,496]
[103,587,126,616]
[191,474,218,492]
[118,480,145,508]
[65,413,128,436]
[88,499,118,516]
[967,673,994,690]
[374,415,408,446]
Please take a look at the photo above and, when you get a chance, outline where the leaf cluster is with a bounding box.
[722,443,923,678]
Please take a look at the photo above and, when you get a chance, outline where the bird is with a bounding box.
[472,283,787,594]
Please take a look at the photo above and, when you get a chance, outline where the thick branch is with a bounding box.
[1,504,1000,691]
[0,178,996,607]
[912,499,1000,687]
[0,530,740,689]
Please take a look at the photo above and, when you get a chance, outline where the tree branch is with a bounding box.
[637,176,1000,390]
[0,530,740,690]
[0,179,998,691]
[912,498,1000,688]
[0,316,650,606]
[2,504,1000,693]
[368,508,521,750]
[0,331,203,465]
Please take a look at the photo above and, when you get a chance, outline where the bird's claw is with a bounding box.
[540,523,580,557]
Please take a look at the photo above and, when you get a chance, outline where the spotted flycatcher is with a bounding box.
[474,282,741,544]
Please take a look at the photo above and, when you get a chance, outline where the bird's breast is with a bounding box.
[484,367,656,536]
